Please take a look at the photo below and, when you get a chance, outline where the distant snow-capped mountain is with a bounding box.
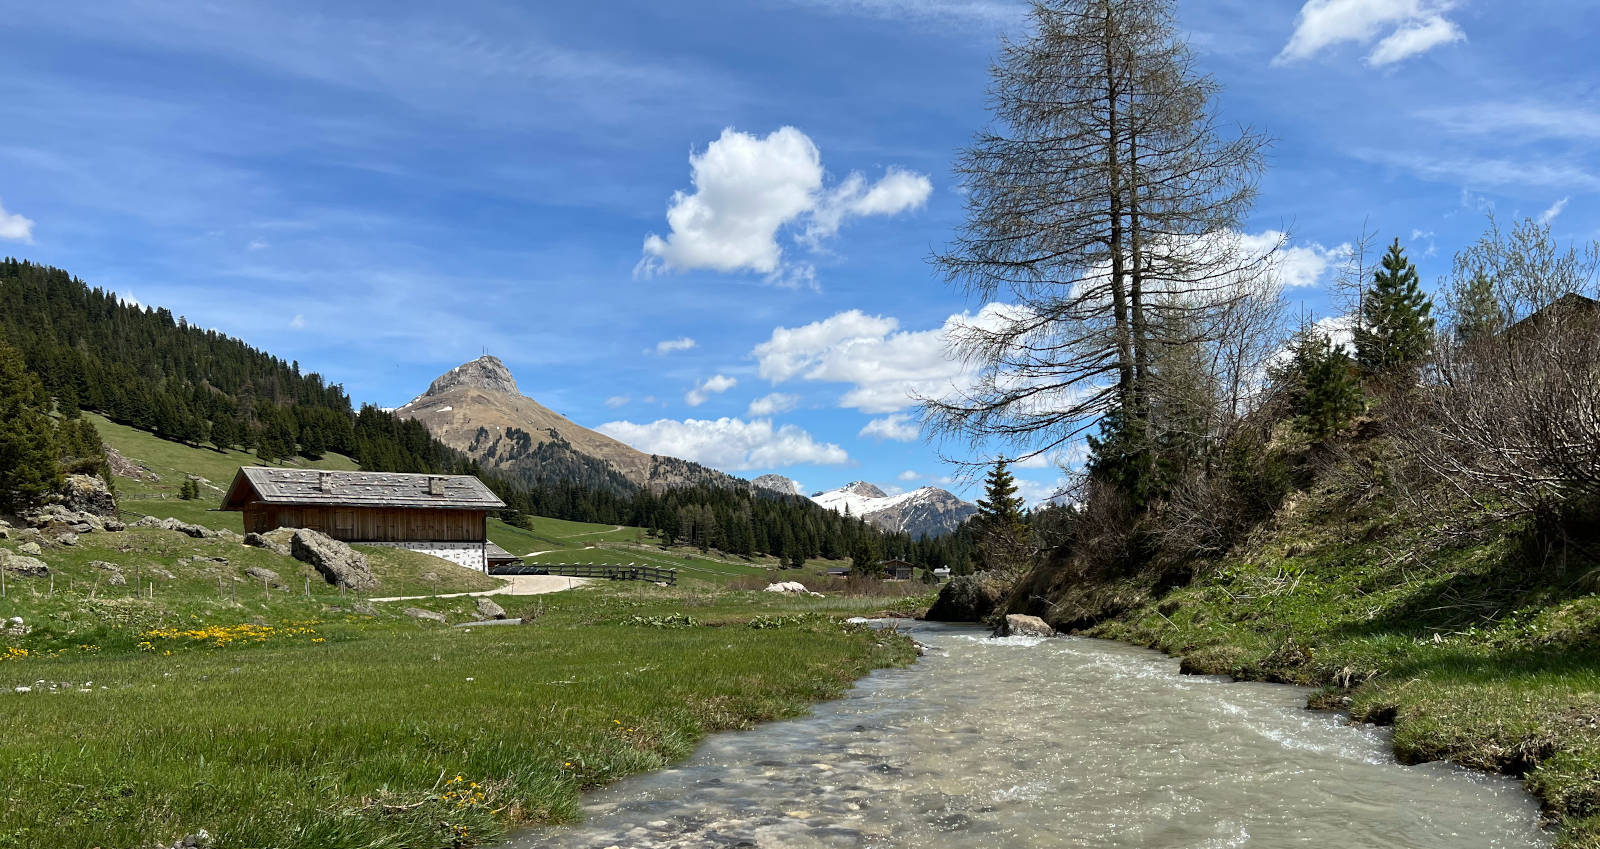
[809,480,976,538]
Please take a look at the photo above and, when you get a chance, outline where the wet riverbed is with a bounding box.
[510,621,1547,849]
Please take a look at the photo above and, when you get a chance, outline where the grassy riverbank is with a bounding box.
[1070,484,1600,847]
[0,582,923,849]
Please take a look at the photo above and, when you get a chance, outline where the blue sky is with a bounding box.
[2,0,1595,503]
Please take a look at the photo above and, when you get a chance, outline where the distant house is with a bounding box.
[485,541,522,571]
[877,559,917,580]
[1506,292,1600,339]
[220,467,506,572]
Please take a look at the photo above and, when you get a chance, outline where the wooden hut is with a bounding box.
[220,467,505,572]
[877,558,917,580]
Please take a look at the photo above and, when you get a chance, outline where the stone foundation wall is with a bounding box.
[363,541,486,572]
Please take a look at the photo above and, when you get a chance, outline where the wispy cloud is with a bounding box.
[1356,149,1600,192]
[1417,102,1600,141]
[1539,197,1570,225]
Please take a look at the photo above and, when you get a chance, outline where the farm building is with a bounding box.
[220,467,506,571]
[878,559,918,580]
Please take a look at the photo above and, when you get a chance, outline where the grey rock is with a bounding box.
[60,473,118,517]
[17,541,42,557]
[90,561,128,587]
[1,553,50,577]
[924,573,1005,623]
[104,445,158,482]
[3,616,28,637]
[994,613,1055,638]
[245,566,280,584]
[291,529,376,590]
[243,532,290,556]
[167,828,211,849]
[474,597,508,620]
[403,607,448,623]
[70,522,94,534]
[132,516,218,538]
[55,532,79,547]
[103,519,126,532]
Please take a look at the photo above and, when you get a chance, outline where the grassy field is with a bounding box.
[87,412,359,532]
[1082,488,1600,847]
[0,581,923,849]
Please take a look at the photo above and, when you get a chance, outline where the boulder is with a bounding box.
[90,561,127,586]
[3,616,28,637]
[61,474,118,517]
[55,532,79,547]
[994,613,1055,638]
[1,553,50,577]
[764,581,811,594]
[474,597,508,620]
[924,573,1006,623]
[403,607,448,623]
[243,533,290,557]
[291,529,376,591]
[245,566,281,585]
[104,519,126,532]
[17,541,43,557]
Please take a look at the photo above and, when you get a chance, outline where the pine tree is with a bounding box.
[1355,239,1436,376]
[1278,328,1362,442]
[1450,270,1504,342]
[975,459,1025,530]
[0,342,62,511]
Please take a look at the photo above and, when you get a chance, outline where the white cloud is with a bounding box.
[289,314,306,329]
[604,395,630,408]
[596,416,850,471]
[747,392,800,416]
[685,374,737,407]
[898,469,920,482]
[1419,103,1600,141]
[1237,230,1349,289]
[117,291,144,310]
[654,336,697,354]
[1539,197,1570,225]
[247,238,269,251]
[804,167,932,245]
[1276,0,1464,67]
[752,307,993,413]
[0,198,35,242]
[637,126,931,282]
[859,412,920,442]
[1360,150,1600,192]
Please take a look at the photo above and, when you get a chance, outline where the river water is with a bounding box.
[510,621,1548,849]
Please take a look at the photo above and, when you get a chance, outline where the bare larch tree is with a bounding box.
[926,0,1271,465]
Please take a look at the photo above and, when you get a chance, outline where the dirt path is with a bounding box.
[369,574,593,603]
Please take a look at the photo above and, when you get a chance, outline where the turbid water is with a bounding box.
[510,621,1548,849]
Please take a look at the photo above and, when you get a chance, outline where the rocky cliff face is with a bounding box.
[422,355,520,397]
[809,481,976,537]
[751,474,804,496]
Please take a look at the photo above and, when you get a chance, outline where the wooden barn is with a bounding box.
[877,558,918,580]
[220,467,506,572]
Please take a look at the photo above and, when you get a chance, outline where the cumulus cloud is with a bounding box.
[898,469,920,482]
[637,126,931,282]
[752,307,981,413]
[654,336,697,355]
[604,395,630,408]
[685,374,737,407]
[1276,0,1464,67]
[747,392,800,416]
[1238,230,1349,289]
[0,198,35,242]
[859,412,921,442]
[596,416,850,471]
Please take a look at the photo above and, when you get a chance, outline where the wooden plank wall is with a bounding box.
[242,505,487,543]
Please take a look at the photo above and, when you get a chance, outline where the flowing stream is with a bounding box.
[509,621,1548,849]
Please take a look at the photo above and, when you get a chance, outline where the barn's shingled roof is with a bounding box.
[220,467,506,511]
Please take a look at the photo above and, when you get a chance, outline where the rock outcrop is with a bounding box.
[1,551,50,578]
[924,573,1006,623]
[104,445,157,481]
[403,607,448,623]
[243,532,290,557]
[60,474,117,517]
[245,566,282,586]
[290,529,376,590]
[752,474,804,496]
[994,613,1055,638]
[132,516,234,540]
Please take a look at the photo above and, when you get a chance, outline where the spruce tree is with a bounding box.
[1450,270,1504,342]
[1354,239,1436,376]
[1279,329,1362,442]
[975,459,1025,529]
[0,342,62,511]
[974,458,1030,572]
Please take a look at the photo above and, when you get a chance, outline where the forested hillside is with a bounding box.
[0,258,974,570]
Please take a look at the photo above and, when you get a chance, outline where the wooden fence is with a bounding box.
[490,562,677,585]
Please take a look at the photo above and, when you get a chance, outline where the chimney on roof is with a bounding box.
[428,476,445,496]
[319,471,334,493]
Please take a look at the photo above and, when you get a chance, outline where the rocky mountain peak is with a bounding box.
[424,355,520,398]
[752,474,804,496]
[840,480,887,498]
